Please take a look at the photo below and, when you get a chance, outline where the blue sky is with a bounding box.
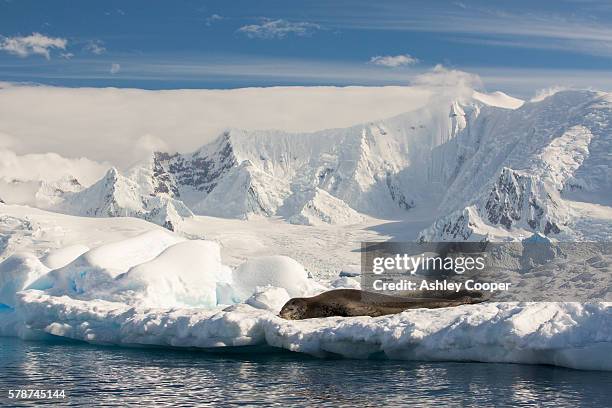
[1,0,612,96]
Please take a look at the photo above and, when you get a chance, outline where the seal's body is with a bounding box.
[279,289,486,320]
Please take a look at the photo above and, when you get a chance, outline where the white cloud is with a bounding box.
[369,54,419,67]
[131,134,169,164]
[205,14,223,26]
[0,148,108,186]
[411,65,483,100]
[85,40,106,55]
[530,86,569,102]
[0,33,67,59]
[60,52,74,60]
[412,64,482,89]
[110,63,121,74]
[237,19,321,39]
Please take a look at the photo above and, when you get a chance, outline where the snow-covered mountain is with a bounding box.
[4,88,609,241]
[57,168,193,231]
[419,90,612,241]
[111,93,484,225]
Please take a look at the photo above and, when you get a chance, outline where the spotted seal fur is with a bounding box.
[279,289,486,320]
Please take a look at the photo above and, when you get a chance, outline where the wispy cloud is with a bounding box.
[325,7,612,41]
[237,19,322,39]
[451,36,612,58]
[0,33,67,59]
[370,54,419,67]
[316,5,612,58]
[205,14,223,27]
[110,63,121,74]
[84,40,106,55]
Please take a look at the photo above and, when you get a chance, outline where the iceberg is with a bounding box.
[3,291,610,371]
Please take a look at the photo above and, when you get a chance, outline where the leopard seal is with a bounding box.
[279,289,486,320]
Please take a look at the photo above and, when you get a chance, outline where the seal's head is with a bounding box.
[279,298,308,320]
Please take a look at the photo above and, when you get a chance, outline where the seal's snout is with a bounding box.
[279,298,307,320]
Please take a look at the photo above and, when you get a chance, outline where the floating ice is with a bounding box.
[4,290,610,371]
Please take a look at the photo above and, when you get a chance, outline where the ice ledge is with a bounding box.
[5,291,611,371]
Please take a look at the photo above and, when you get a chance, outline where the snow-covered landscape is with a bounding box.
[1,82,611,371]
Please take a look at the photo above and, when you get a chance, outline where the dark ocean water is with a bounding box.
[0,336,611,407]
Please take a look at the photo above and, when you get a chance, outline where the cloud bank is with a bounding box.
[0,85,435,168]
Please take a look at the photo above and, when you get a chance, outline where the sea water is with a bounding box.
[0,337,610,407]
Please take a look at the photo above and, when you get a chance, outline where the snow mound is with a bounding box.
[29,230,183,296]
[472,90,524,109]
[112,240,232,308]
[245,286,291,312]
[0,226,317,310]
[231,255,317,300]
[40,244,90,270]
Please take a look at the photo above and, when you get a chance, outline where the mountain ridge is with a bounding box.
[5,89,610,242]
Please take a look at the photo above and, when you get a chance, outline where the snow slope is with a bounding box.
[419,90,612,241]
[472,90,524,109]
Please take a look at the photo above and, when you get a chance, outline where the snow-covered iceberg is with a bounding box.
[4,290,610,372]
